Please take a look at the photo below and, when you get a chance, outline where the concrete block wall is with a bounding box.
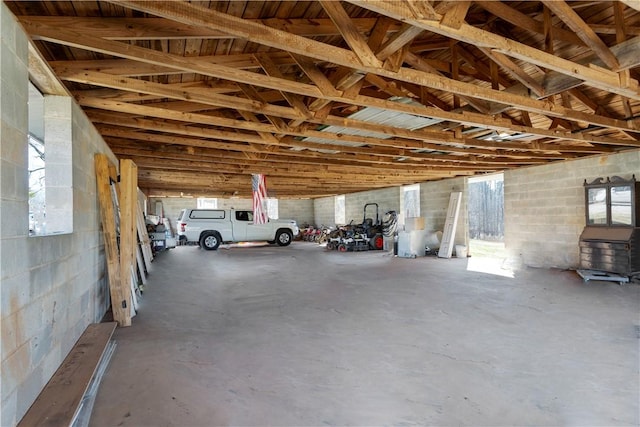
[311,181,469,250]
[312,186,401,228]
[1,5,114,425]
[420,177,468,250]
[279,198,314,225]
[218,198,252,211]
[504,149,640,270]
[150,197,314,230]
[43,96,73,234]
[148,197,196,231]
[313,196,336,227]
[345,186,400,225]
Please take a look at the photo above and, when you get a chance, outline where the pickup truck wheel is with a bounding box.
[200,232,221,250]
[276,230,292,246]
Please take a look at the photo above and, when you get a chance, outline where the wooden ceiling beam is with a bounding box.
[27,41,68,96]
[590,24,640,37]
[106,127,548,170]
[16,16,401,40]
[290,54,341,98]
[104,126,564,165]
[26,20,640,136]
[137,170,428,186]
[320,0,382,68]
[476,1,585,46]
[306,15,392,116]
[48,53,295,75]
[83,95,638,153]
[110,146,492,176]
[94,2,640,123]
[347,0,639,98]
[80,92,626,159]
[477,47,545,97]
[403,51,493,113]
[375,23,424,61]
[236,83,289,130]
[438,1,471,30]
[254,53,312,119]
[59,70,304,119]
[25,22,325,96]
[93,111,596,161]
[541,0,619,70]
[135,166,451,186]
[138,179,442,192]
[619,0,640,13]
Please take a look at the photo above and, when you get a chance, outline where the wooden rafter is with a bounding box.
[33,21,638,136]
[541,0,619,70]
[7,0,640,199]
[347,0,639,97]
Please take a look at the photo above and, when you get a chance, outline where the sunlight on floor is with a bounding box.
[466,239,514,278]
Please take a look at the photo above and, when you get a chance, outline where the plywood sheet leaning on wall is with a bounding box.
[438,192,463,259]
[118,159,138,317]
[136,202,153,272]
[95,153,132,327]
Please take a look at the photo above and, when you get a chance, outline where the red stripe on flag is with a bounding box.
[252,174,268,224]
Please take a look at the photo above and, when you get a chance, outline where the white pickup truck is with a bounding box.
[177,208,299,250]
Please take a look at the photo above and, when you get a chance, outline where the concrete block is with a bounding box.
[0,270,30,317]
[44,95,73,119]
[313,196,335,226]
[0,197,28,237]
[45,135,73,167]
[2,56,27,100]
[0,122,28,164]
[0,238,29,279]
[16,365,44,421]
[29,263,53,300]
[29,323,53,368]
[26,236,53,266]
[45,164,73,187]
[1,390,17,427]
[39,342,63,386]
[1,341,30,401]
[0,84,18,129]
[51,257,71,289]
[20,300,47,345]
[1,2,18,51]
[1,312,19,361]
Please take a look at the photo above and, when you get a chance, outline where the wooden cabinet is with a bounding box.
[580,175,640,276]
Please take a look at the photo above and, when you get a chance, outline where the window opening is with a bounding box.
[28,82,45,235]
[335,195,346,225]
[197,197,217,209]
[267,198,279,219]
[402,184,420,219]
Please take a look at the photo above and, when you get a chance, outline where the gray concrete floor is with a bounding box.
[90,243,639,426]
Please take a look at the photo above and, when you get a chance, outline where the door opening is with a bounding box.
[468,173,506,260]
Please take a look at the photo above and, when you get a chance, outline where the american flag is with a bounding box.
[252,174,268,224]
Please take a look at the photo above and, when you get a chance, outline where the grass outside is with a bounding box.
[468,239,506,259]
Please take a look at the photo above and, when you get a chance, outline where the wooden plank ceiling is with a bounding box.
[8,0,640,198]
